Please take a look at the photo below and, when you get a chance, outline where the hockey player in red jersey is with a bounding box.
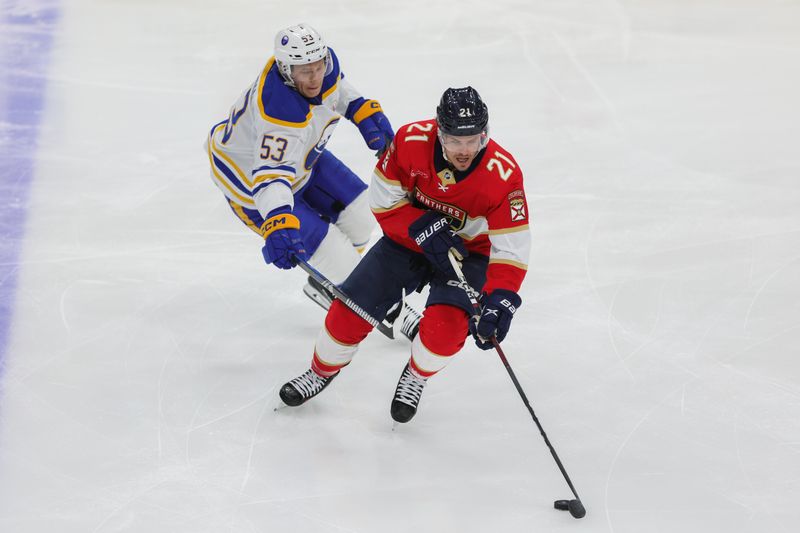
[278,87,531,423]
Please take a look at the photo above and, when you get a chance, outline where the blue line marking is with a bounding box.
[0,2,61,374]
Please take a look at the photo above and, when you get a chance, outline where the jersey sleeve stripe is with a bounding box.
[228,199,263,236]
[488,224,530,235]
[374,167,402,186]
[252,164,295,176]
[253,178,292,197]
[488,258,529,271]
[206,133,255,206]
[207,119,226,138]
[488,230,531,269]
[371,198,410,214]
[252,173,295,186]
[369,169,408,212]
[209,166,255,206]
[208,124,253,188]
[211,154,251,195]
[212,149,252,188]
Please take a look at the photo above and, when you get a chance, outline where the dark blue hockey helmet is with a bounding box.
[436,86,489,137]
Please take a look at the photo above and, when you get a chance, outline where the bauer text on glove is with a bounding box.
[472,289,522,350]
[408,210,468,278]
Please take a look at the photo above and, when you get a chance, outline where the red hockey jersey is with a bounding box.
[369,119,530,293]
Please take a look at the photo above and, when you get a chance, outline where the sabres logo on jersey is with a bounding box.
[304,118,340,170]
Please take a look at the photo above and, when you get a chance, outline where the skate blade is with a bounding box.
[272,395,289,412]
[392,421,404,432]
[302,284,332,311]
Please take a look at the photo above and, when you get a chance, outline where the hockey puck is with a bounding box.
[554,500,570,511]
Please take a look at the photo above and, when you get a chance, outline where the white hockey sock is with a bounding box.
[334,190,375,252]
[312,324,359,376]
[309,225,360,284]
[409,332,453,378]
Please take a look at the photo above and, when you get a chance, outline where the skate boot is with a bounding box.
[302,276,335,310]
[399,304,422,341]
[390,363,428,423]
[383,301,422,342]
[383,301,403,325]
[279,368,338,407]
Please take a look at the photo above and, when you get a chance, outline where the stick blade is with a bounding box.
[568,499,586,519]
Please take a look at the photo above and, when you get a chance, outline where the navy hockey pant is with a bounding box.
[341,236,489,322]
[227,150,367,256]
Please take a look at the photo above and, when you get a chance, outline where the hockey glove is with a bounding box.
[408,210,468,279]
[472,289,522,350]
[349,99,394,155]
[261,206,307,270]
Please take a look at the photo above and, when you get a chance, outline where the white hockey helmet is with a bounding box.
[274,23,331,86]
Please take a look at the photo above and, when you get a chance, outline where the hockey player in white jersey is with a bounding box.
[205,23,393,306]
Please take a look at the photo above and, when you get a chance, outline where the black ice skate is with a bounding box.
[399,304,421,340]
[383,300,422,342]
[279,368,338,407]
[302,276,335,310]
[390,363,428,423]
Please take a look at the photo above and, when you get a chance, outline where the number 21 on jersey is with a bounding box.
[405,122,433,142]
[487,151,516,181]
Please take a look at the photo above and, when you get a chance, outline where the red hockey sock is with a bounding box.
[324,299,374,344]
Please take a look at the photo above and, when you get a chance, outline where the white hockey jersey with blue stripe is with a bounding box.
[206,49,363,218]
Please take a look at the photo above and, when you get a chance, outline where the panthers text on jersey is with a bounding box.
[369,119,531,294]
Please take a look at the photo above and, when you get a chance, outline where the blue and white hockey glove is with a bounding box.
[472,289,522,350]
[408,210,468,279]
[261,206,307,270]
[347,98,394,155]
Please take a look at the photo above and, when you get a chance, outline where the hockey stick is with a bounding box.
[292,256,397,340]
[446,251,586,519]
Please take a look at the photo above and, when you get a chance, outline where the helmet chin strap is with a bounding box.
[276,62,296,87]
[437,130,453,165]
[441,146,452,165]
[437,131,485,169]
[277,52,332,91]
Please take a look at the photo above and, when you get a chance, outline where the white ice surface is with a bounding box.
[1,1,799,532]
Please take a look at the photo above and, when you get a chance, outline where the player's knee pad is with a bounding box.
[335,190,375,252]
[418,304,469,357]
[309,225,360,284]
[324,299,374,345]
[410,305,468,377]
